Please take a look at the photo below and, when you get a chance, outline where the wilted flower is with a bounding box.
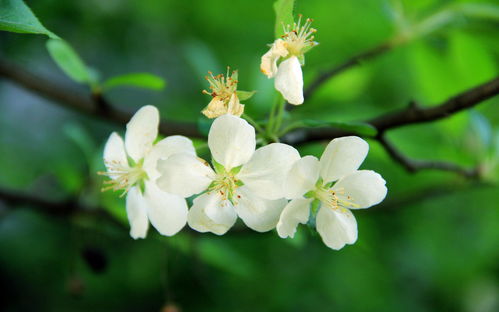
[202,69,245,118]
[157,114,300,234]
[99,105,195,239]
[261,15,317,105]
[277,136,387,250]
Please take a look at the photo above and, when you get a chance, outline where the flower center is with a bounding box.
[209,169,241,203]
[202,68,238,102]
[99,160,148,196]
[314,183,359,212]
[281,15,317,56]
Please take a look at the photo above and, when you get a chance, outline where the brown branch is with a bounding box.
[284,77,499,144]
[304,41,393,100]
[377,134,479,179]
[0,59,203,138]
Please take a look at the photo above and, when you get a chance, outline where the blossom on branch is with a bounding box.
[202,69,245,118]
[277,136,387,250]
[157,114,300,234]
[99,105,195,239]
[261,15,318,105]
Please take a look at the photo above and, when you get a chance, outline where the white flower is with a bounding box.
[277,136,387,250]
[100,105,195,239]
[202,69,244,118]
[260,16,317,105]
[157,114,300,235]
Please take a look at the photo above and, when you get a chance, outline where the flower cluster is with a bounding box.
[99,15,388,250]
[101,107,387,250]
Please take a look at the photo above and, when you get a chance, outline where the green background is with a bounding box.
[0,0,498,311]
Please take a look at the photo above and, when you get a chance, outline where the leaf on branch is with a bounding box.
[102,73,166,91]
[236,90,256,101]
[302,120,378,137]
[273,0,295,38]
[46,38,96,86]
[0,0,58,38]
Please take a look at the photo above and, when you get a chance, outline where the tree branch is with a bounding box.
[377,134,479,178]
[284,77,499,144]
[304,41,393,100]
[0,59,203,138]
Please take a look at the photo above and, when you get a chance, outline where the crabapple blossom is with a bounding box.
[260,15,317,105]
[202,69,245,118]
[157,114,301,235]
[100,105,195,239]
[277,136,387,250]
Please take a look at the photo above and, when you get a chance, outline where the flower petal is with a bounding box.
[126,186,149,239]
[276,198,312,238]
[208,114,256,170]
[234,187,287,232]
[275,56,304,105]
[144,135,196,180]
[316,206,358,250]
[238,143,300,200]
[227,93,244,117]
[156,153,215,198]
[143,182,188,236]
[319,136,369,183]
[202,97,227,119]
[103,132,128,177]
[260,39,288,78]
[284,156,320,199]
[187,192,237,235]
[125,105,159,162]
[332,170,387,209]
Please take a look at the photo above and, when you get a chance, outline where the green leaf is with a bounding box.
[301,120,378,137]
[273,0,295,38]
[236,90,256,101]
[103,73,166,91]
[456,3,499,21]
[0,0,58,38]
[46,38,94,85]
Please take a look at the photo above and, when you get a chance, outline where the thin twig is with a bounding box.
[377,134,479,178]
[304,41,393,100]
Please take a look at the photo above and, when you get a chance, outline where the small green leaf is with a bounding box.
[302,120,378,137]
[273,0,295,38]
[46,38,94,85]
[236,90,256,101]
[103,73,166,91]
[0,0,58,38]
[212,159,224,174]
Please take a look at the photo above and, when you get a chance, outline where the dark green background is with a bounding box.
[0,0,498,311]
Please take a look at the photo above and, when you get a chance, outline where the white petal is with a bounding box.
[125,105,159,162]
[208,114,256,170]
[143,182,188,236]
[234,187,287,232]
[156,153,215,198]
[126,187,149,239]
[276,198,312,238]
[319,136,369,183]
[275,56,304,105]
[238,143,300,200]
[332,170,387,209]
[143,135,196,180]
[316,206,358,250]
[284,156,320,199]
[103,132,128,176]
[187,193,237,235]
[260,39,289,78]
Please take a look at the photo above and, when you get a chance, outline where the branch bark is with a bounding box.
[284,77,499,144]
[0,60,203,138]
[303,41,393,100]
[377,134,479,178]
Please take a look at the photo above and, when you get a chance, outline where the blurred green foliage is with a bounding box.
[0,0,498,311]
